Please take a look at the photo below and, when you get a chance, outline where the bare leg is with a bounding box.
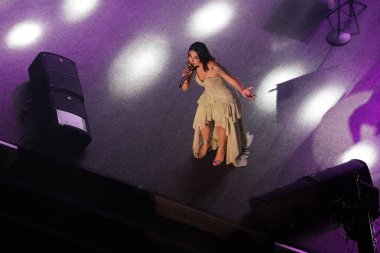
[196,123,211,158]
[213,126,227,166]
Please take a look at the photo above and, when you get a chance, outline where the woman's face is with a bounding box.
[188,50,201,67]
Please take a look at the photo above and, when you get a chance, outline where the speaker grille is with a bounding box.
[41,53,78,78]
[47,71,83,100]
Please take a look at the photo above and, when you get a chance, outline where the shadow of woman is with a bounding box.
[349,87,380,143]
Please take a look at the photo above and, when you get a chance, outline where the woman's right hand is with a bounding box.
[182,64,194,77]
[180,65,194,91]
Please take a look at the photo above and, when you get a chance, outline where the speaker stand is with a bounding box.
[327,0,351,46]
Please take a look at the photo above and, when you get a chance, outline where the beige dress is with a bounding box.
[192,74,247,165]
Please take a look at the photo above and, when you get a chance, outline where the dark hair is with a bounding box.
[188,42,215,71]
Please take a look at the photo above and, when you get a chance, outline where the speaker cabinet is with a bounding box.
[28,52,91,148]
[249,160,378,233]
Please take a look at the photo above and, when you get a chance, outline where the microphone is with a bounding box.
[179,65,196,88]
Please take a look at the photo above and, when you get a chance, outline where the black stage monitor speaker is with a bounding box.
[28,52,91,148]
[249,160,379,233]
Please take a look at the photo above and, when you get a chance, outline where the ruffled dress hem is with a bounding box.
[192,91,247,165]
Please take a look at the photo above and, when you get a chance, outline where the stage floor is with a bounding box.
[1,1,380,252]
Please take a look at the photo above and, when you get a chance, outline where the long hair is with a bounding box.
[188,42,215,71]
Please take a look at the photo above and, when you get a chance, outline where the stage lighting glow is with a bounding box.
[270,41,294,52]
[256,64,306,114]
[359,124,378,141]
[298,85,344,127]
[5,21,43,48]
[339,142,378,169]
[62,0,99,22]
[188,2,234,38]
[109,34,169,98]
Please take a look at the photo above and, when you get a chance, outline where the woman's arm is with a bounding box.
[209,62,255,100]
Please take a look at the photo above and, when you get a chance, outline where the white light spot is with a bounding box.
[298,85,345,127]
[5,21,43,48]
[189,2,234,38]
[338,142,378,169]
[109,34,169,98]
[256,64,307,114]
[360,124,378,140]
[62,0,99,23]
[271,41,293,52]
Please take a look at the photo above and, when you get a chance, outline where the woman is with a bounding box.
[181,42,255,166]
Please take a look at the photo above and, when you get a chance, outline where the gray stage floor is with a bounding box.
[1,0,380,252]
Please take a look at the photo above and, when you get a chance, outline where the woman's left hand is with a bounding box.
[241,86,256,100]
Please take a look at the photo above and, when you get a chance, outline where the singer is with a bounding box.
[181,42,255,166]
